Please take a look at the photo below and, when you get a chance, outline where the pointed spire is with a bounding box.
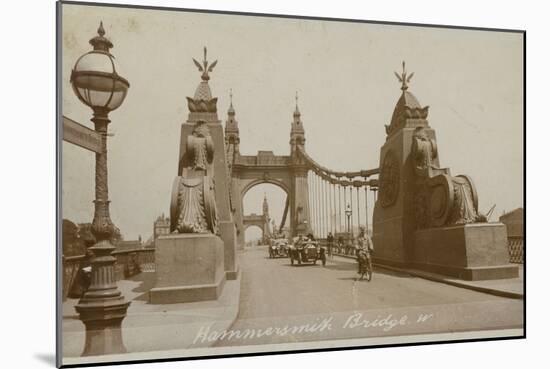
[293,92,301,117]
[227,88,235,115]
[263,193,269,215]
[225,88,239,138]
[294,91,300,116]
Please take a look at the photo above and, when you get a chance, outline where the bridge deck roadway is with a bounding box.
[214,245,523,348]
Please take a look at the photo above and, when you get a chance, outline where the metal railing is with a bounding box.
[112,248,156,280]
[62,254,86,301]
[318,238,357,257]
[508,236,524,264]
[320,236,525,264]
[62,248,156,300]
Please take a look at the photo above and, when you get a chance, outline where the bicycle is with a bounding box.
[357,249,373,281]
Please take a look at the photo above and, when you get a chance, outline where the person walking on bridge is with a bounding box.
[327,232,334,258]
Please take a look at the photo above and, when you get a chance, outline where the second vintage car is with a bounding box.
[288,236,327,266]
[269,238,290,258]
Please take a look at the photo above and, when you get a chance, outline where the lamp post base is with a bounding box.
[75,239,130,356]
[76,297,130,356]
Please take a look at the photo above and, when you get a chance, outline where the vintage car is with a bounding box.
[289,237,327,266]
[269,238,289,258]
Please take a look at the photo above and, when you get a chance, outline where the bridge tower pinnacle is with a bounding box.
[225,88,240,156]
[290,91,305,156]
[262,193,269,218]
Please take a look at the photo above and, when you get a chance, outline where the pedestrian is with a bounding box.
[327,232,334,258]
[337,236,344,255]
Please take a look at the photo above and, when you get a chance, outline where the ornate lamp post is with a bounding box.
[70,22,130,356]
[371,186,378,202]
[345,204,352,236]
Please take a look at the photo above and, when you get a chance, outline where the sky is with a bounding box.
[61,4,523,241]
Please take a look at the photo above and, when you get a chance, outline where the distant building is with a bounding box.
[154,213,170,240]
[143,235,155,248]
[499,208,524,238]
[116,235,142,251]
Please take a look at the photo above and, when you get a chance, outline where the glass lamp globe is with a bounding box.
[70,22,130,113]
[346,205,352,216]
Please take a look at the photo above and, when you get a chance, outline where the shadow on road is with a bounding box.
[280,263,321,267]
[323,262,357,271]
[337,276,362,281]
[373,267,415,278]
[129,272,156,301]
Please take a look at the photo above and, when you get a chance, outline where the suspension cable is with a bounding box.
[364,182,369,235]
[355,187,361,229]
[338,182,342,233]
[349,186,354,238]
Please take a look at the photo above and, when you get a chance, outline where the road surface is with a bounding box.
[209,246,523,348]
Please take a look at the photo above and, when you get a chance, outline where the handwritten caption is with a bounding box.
[192,312,434,345]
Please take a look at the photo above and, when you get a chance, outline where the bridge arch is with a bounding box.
[243,223,265,246]
[233,173,296,248]
[241,178,290,198]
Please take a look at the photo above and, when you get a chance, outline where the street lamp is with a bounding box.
[345,204,352,235]
[71,21,130,356]
[371,186,378,202]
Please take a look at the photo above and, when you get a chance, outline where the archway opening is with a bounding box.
[242,183,289,243]
[244,225,263,247]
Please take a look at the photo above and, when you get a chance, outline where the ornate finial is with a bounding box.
[89,21,113,51]
[295,91,299,109]
[192,46,218,81]
[394,61,414,91]
[97,21,105,37]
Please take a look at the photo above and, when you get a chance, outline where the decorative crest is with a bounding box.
[229,88,233,108]
[192,47,218,81]
[394,61,414,91]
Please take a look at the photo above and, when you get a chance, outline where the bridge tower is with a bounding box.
[228,93,312,248]
[289,93,312,237]
[262,194,272,242]
[225,89,240,161]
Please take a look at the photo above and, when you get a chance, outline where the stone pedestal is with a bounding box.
[218,220,239,280]
[413,223,518,280]
[149,233,225,304]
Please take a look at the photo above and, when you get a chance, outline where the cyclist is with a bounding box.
[355,226,374,274]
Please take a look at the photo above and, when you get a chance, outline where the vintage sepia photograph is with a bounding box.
[58,1,524,367]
